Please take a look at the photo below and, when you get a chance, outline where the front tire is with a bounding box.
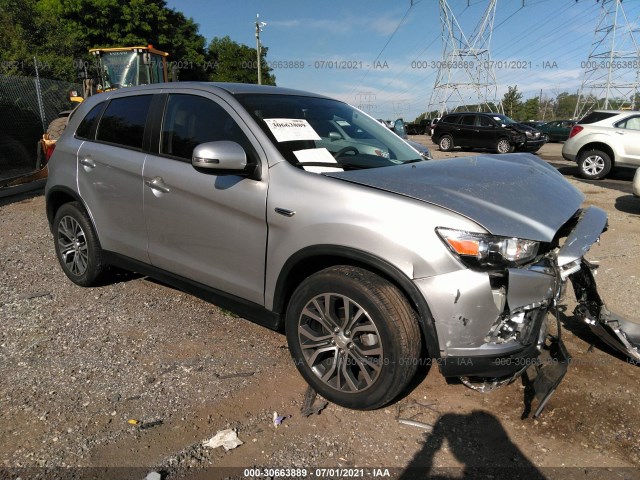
[53,202,106,286]
[578,149,611,180]
[286,266,421,410]
[496,137,514,154]
[439,135,454,152]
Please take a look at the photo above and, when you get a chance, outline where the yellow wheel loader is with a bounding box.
[1,45,169,196]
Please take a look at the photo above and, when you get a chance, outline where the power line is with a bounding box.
[349,4,415,96]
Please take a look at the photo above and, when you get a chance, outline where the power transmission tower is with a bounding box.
[355,92,377,115]
[574,0,640,118]
[427,0,502,117]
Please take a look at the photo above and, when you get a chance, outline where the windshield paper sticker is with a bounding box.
[293,148,343,174]
[264,119,321,142]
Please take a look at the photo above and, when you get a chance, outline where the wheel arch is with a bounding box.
[46,186,94,233]
[577,142,616,166]
[272,245,440,357]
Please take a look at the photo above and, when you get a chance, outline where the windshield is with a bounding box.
[99,51,148,89]
[235,94,423,170]
[491,114,517,125]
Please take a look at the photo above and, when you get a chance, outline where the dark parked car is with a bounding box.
[432,112,546,154]
[520,120,546,129]
[536,120,577,142]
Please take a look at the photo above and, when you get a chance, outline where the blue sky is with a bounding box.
[166,0,640,120]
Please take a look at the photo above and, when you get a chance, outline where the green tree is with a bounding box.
[0,0,208,81]
[206,36,275,85]
[554,92,579,119]
[519,97,540,121]
[502,85,522,119]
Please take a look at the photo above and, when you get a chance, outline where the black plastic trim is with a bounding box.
[102,251,282,331]
[439,342,541,377]
[45,186,86,229]
[272,245,441,358]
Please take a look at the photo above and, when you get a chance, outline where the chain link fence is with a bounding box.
[0,74,80,179]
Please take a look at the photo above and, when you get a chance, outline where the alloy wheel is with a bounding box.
[297,293,383,393]
[57,215,89,276]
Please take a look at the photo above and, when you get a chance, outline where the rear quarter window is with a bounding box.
[442,115,460,124]
[578,112,618,124]
[75,102,106,140]
[96,95,152,149]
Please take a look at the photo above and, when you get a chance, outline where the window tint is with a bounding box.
[615,116,640,131]
[96,95,152,149]
[579,111,617,124]
[442,114,460,124]
[460,115,475,126]
[478,115,494,127]
[76,102,105,139]
[161,94,252,161]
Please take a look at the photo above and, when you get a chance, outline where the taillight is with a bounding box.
[568,125,583,139]
[44,143,56,163]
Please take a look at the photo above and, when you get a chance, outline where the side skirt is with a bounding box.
[102,252,283,331]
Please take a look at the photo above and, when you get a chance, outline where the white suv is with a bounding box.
[562,110,640,180]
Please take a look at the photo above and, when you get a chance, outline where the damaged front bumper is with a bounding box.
[418,206,640,412]
[570,259,640,362]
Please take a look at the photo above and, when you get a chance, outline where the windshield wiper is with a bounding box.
[402,159,425,164]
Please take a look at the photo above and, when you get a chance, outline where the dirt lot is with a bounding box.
[1,141,639,479]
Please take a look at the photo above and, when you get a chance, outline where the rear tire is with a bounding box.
[286,266,421,410]
[53,202,106,286]
[439,135,454,152]
[578,149,611,180]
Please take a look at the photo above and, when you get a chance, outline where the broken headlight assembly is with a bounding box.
[436,227,540,269]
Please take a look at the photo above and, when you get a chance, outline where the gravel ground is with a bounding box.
[1,143,639,480]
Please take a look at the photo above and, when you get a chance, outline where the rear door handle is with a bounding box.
[145,176,171,193]
[80,157,96,168]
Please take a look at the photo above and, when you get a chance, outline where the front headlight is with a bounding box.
[525,130,534,138]
[437,227,540,268]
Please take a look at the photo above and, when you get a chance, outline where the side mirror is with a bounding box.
[192,141,247,172]
[328,131,343,141]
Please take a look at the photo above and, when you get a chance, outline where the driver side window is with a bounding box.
[161,94,253,162]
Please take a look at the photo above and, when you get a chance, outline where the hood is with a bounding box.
[326,153,584,242]
[513,123,537,133]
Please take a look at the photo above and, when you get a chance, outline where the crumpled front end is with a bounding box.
[416,205,639,414]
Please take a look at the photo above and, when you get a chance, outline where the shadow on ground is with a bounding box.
[398,410,545,480]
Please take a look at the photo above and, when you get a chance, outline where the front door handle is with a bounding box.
[145,176,171,193]
[80,157,96,168]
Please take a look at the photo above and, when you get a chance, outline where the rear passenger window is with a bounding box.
[478,116,494,127]
[96,95,152,149]
[616,116,640,131]
[460,115,475,126]
[75,102,105,140]
[161,94,252,161]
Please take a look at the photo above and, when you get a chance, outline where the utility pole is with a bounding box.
[574,0,640,118]
[255,14,267,85]
[427,0,502,116]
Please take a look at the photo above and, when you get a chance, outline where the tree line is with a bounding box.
[415,85,640,123]
[0,0,276,85]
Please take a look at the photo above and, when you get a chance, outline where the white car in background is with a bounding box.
[562,110,640,180]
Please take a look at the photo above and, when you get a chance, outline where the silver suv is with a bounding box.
[45,83,640,412]
[562,110,640,179]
